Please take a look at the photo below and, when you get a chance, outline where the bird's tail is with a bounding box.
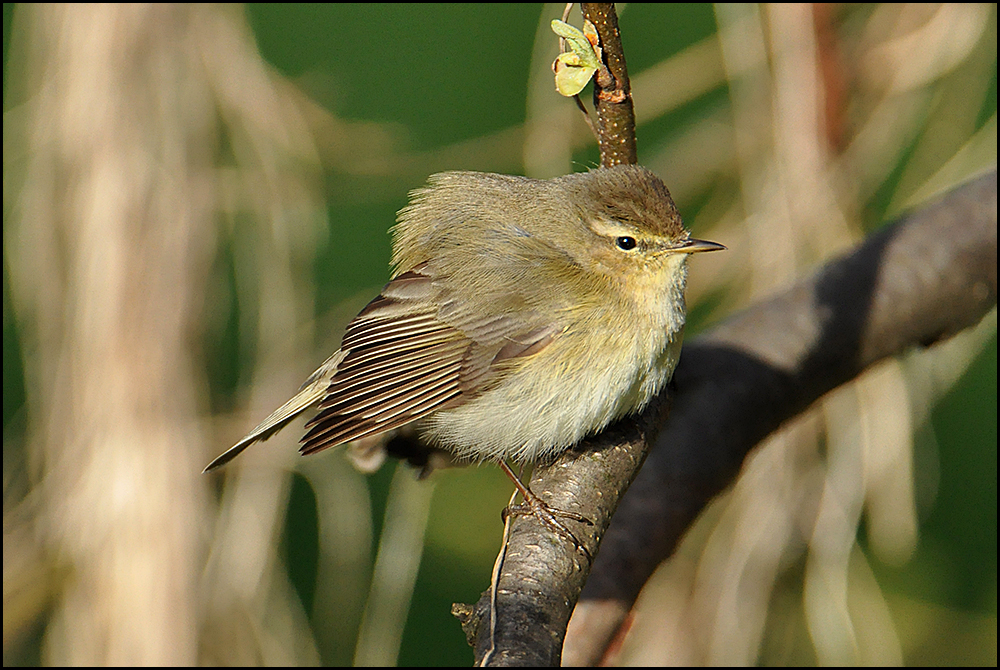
[203,350,346,472]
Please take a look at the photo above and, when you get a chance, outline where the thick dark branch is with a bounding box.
[566,168,998,664]
[468,170,996,666]
[461,392,672,666]
[467,3,993,664]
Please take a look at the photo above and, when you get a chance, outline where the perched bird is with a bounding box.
[205,166,723,512]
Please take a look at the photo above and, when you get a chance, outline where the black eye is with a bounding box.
[615,236,638,251]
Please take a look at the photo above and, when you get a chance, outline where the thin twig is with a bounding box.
[581,3,637,167]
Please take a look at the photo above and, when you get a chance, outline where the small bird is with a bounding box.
[205,166,723,505]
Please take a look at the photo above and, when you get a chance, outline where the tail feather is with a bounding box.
[203,350,346,472]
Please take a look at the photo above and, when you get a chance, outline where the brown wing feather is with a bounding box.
[300,264,560,456]
[301,267,467,455]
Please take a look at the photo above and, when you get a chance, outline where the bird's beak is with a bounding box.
[674,238,726,254]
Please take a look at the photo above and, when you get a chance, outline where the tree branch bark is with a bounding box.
[466,167,996,665]
[462,4,995,666]
[581,3,636,167]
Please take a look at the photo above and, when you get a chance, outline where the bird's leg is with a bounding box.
[498,460,593,559]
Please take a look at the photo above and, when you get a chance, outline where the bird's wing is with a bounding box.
[300,262,559,455]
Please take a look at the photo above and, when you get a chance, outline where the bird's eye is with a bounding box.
[615,236,638,251]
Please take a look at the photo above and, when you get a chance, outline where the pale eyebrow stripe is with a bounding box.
[588,218,640,238]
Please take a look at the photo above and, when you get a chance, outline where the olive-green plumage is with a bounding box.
[205,165,722,472]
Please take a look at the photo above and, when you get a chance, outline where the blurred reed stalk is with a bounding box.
[4,4,329,664]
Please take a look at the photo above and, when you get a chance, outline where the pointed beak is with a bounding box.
[673,238,726,254]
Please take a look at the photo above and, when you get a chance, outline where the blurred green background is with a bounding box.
[3,3,995,666]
